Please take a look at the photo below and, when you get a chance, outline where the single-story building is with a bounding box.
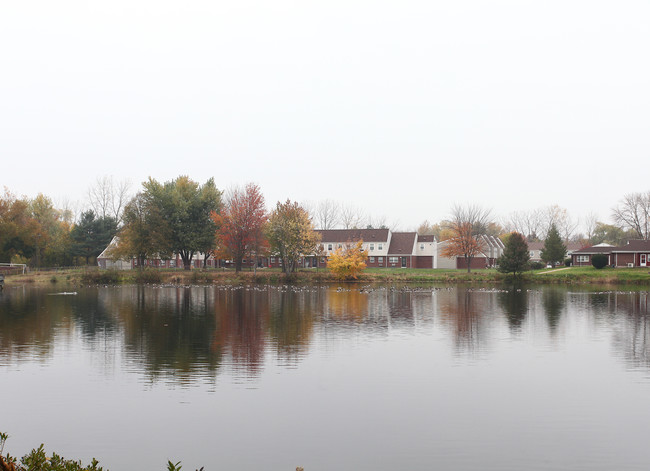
[571,240,650,267]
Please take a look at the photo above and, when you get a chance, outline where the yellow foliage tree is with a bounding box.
[327,240,368,280]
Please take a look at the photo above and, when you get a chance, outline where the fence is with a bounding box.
[0,263,27,275]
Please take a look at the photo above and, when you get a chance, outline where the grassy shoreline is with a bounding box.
[3,266,650,287]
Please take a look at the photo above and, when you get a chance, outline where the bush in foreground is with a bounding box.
[591,254,608,269]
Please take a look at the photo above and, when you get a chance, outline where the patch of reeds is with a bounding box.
[133,269,163,284]
[79,270,120,285]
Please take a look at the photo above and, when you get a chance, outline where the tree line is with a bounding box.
[2,177,650,270]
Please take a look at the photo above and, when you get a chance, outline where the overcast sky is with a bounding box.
[1,1,649,231]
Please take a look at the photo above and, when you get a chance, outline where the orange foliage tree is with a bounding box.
[212,183,268,272]
[441,204,491,273]
[327,240,368,280]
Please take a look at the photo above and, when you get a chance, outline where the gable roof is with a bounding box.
[527,241,544,251]
[612,239,650,253]
[316,229,389,243]
[572,244,616,254]
[388,232,417,255]
[417,234,436,243]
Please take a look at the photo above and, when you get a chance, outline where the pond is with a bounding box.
[1,284,650,470]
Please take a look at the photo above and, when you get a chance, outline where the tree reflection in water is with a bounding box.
[437,288,492,356]
[3,285,650,383]
[497,286,528,332]
[597,291,650,370]
[541,288,566,334]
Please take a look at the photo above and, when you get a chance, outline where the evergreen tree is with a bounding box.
[540,223,566,266]
[71,210,117,265]
[497,232,530,276]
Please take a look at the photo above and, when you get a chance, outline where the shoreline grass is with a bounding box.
[2,266,650,287]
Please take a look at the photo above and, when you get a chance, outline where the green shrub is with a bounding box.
[592,254,608,269]
[564,258,572,267]
[530,261,545,270]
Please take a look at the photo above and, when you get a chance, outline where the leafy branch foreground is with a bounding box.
[0,435,304,471]
[0,434,206,471]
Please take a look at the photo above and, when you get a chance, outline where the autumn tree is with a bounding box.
[327,240,368,280]
[540,223,566,267]
[612,191,650,240]
[441,204,491,273]
[213,183,268,272]
[417,220,442,239]
[267,200,320,273]
[110,192,170,268]
[29,194,73,267]
[591,222,635,246]
[142,176,222,270]
[497,232,530,276]
[0,189,41,263]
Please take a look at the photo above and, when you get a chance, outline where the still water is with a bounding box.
[1,284,650,471]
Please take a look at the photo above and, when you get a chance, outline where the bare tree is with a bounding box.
[314,199,340,230]
[612,191,650,240]
[340,203,366,229]
[506,209,544,241]
[55,197,81,225]
[540,205,578,242]
[583,212,598,244]
[87,176,132,223]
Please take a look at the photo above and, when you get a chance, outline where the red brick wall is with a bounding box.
[615,253,634,267]
[456,257,488,270]
[414,256,433,269]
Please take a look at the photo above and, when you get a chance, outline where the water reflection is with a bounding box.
[2,285,650,383]
[586,290,650,370]
[497,287,528,331]
[542,288,566,333]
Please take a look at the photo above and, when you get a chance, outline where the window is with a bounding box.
[369,257,375,263]
[378,257,384,264]
[370,243,374,251]
[378,244,383,250]
[328,244,332,251]
[338,244,342,249]
[270,257,275,263]
[420,244,424,250]
[530,251,534,257]
[577,255,589,263]
[389,257,399,263]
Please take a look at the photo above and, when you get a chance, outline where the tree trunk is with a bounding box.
[235,258,242,273]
